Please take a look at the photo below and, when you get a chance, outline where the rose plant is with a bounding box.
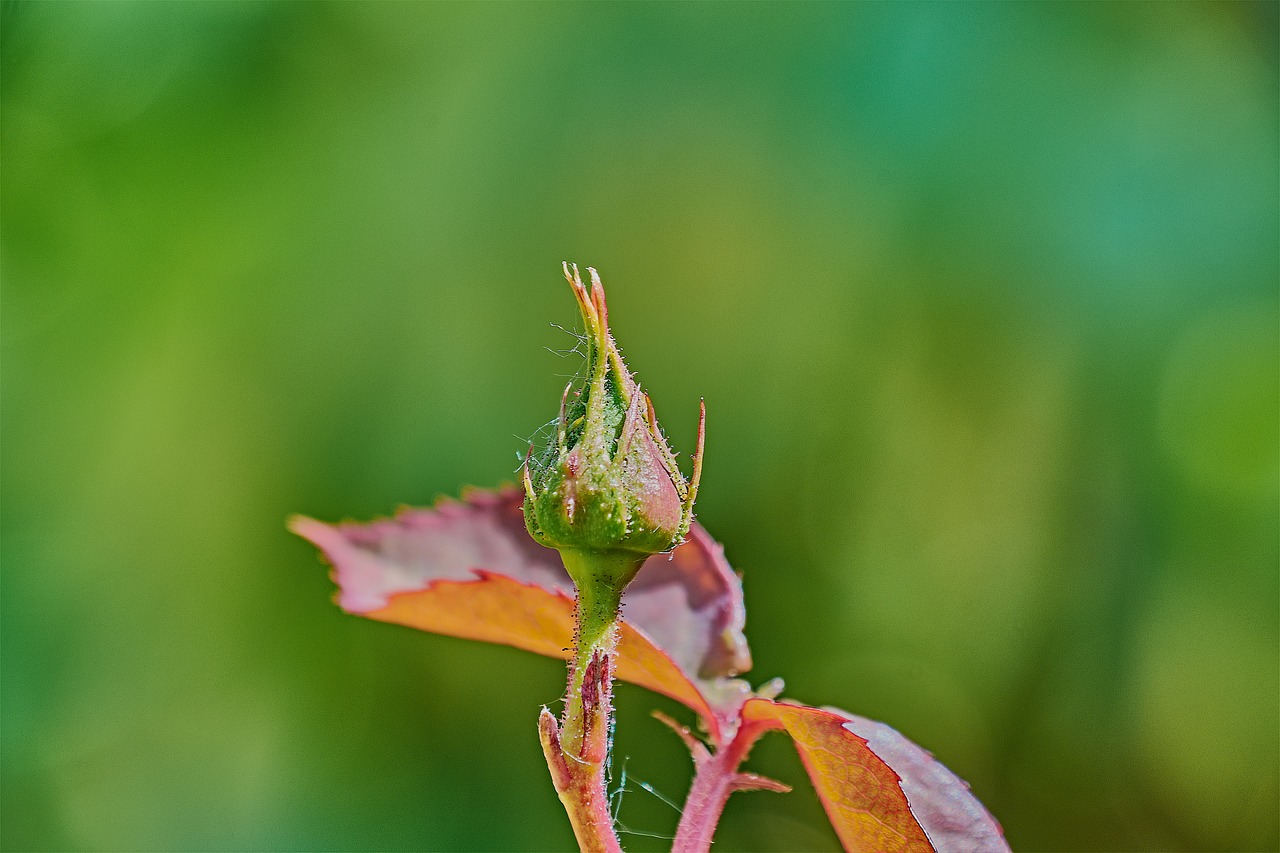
[292,264,1008,853]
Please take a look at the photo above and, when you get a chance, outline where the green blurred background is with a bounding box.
[3,3,1277,851]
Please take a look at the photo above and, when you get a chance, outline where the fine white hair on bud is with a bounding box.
[523,264,704,564]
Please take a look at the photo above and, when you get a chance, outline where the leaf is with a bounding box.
[623,523,751,679]
[362,569,715,718]
[834,712,1008,852]
[742,699,1008,853]
[289,486,752,739]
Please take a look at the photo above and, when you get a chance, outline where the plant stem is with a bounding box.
[539,549,644,853]
[671,719,775,853]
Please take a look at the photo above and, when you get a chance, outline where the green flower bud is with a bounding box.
[523,263,704,566]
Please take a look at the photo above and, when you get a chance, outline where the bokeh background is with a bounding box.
[3,3,1277,851]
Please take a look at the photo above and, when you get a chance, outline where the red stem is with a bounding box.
[540,704,623,853]
[671,719,774,853]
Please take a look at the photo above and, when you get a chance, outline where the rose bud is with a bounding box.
[522,263,704,589]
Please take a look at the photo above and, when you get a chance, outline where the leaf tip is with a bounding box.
[754,677,785,700]
[730,772,792,794]
[285,513,309,534]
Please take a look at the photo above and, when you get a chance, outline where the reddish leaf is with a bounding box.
[834,712,1008,852]
[742,700,1008,853]
[289,486,752,737]
[623,523,751,679]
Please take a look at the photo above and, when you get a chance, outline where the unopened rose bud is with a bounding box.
[523,263,704,573]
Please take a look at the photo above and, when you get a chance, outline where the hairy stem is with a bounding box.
[671,719,776,853]
[539,549,644,853]
[540,708,622,853]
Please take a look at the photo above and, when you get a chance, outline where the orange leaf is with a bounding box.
[365,571,716,727]
[742,700,1007,853]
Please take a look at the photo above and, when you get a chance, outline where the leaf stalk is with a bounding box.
[670,717,782,853]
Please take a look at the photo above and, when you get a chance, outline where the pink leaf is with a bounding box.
[290,485,752,738]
